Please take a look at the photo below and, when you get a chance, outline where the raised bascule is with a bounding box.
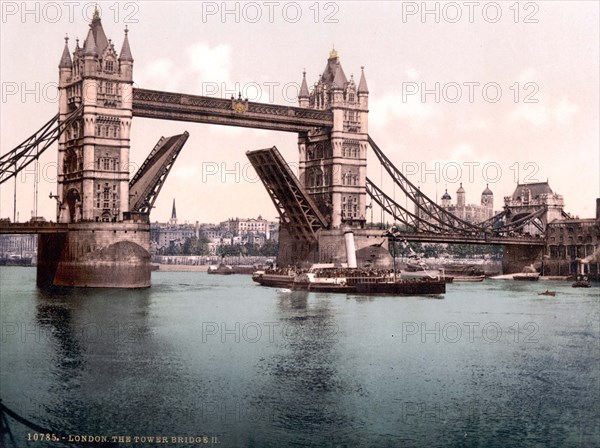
[1,13,595,287]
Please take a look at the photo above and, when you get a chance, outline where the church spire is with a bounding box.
[59,35,73,68]
[119,25,133,62]
[171,198,177,220]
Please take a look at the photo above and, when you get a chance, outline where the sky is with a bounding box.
[1,1,598,224]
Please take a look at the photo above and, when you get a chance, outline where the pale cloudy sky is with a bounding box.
[1,1,598,223]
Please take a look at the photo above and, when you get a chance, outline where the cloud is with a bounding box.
[136,57,181,91]
[552,96,577,124]
[508,103,548,126]
[186,42,232,85]
[508,96,578,127]
[369,92,435,130]
[456,117,493,132]
[450,142,475,160]
[405,67,420,79]
[516,68,537,83]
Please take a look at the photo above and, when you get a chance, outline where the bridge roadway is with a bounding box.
[395,231,545,246]
[132,88,333,132]
[0,222,544,246]
[0,222,67,234]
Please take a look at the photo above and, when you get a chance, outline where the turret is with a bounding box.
[59,36,73,82]
[481,184,493,208]
[119,26,134,80]
[298,70,309,108]
[441,189,451,208]
[357,66,369,108]
[456,183,466,208]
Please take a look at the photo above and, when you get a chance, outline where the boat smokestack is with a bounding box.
[343,228,358,269]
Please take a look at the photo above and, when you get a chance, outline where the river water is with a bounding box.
[0,267,598,447]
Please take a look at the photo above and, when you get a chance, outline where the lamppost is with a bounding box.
[384,226,398,282]
[49,192,61,222]
[366,201,374,227]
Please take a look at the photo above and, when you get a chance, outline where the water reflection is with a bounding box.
[32,287,164,438]
[257,292,358,445]
[1,268,597,447]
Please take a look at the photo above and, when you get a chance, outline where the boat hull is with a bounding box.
[355,279,446,295]
[453,275,485,282]
[253,274,295,288]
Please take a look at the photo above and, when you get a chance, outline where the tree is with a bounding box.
[182,235,211,255]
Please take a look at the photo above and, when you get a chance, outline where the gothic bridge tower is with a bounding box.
[39,11,150,288]
[297,49,369,229]
[57,9,133,223]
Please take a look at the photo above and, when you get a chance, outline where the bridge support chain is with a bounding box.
[366,178,449,234]
[0,106,82,185]
[368,135,486,234]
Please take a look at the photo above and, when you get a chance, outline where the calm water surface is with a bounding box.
[1,266,598,447]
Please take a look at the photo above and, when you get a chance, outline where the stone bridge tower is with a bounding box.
[504,181,565,232]
[57,10,133,223]
[40,11,150,288]
[297,49,369,229]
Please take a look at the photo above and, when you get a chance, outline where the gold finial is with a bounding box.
[64,33,69,44]
[92,4,100,21]
[124,25,129,34]
[329,45,338,59]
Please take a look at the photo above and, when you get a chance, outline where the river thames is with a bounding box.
[0,266,598,447]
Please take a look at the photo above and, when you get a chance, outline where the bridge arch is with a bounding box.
[65,188,81,223]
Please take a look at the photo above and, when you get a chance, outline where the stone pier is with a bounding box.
[501,244,544,274]
[37,222,151,288]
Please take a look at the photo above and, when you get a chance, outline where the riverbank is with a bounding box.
[153,264,209,272]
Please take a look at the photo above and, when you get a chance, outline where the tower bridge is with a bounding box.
[0,13,573,287]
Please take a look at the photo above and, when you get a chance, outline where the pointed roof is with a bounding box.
[511,182,553,200]
[441,189,451,200]
[457,182,465,194]
[171,199,177,220]
[332,63,348,89]
[59,36,73,68]
[482,184,493,196]
[119,26,133,62]
[299,70,310,98]
[321,48,348,89]
[358,66,369,93]
[89,8,109,54]
[83,26,98,57]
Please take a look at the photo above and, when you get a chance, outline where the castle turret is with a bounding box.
[456,183,466,208]
[480,184,494,219]
[441,189,451,208]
